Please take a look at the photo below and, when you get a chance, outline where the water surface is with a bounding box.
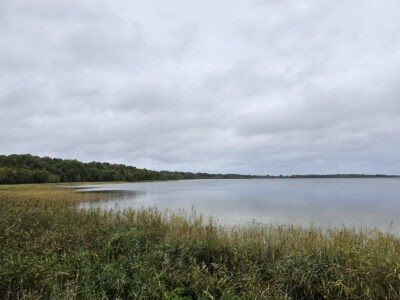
[78,179,400,231]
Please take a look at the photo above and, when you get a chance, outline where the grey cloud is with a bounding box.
[0,0,399,175]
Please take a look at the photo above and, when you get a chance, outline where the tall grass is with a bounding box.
[0,184,399,299]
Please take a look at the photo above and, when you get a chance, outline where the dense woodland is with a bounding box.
[0,154,397,184]
[0,154,261,184]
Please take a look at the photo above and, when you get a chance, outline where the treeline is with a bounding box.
[287,174,398,178]
[0,154,259,184]
[1,154,398,184]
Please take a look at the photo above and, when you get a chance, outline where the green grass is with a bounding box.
[0,184,399,299]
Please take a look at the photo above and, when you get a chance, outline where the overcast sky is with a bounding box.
[1,0,399,175]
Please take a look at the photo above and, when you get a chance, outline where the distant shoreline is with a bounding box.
[1,154,399,185]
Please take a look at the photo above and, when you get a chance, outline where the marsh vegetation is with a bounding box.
[0,184,399,299]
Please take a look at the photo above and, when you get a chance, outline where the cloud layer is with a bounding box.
[1,0,400,174]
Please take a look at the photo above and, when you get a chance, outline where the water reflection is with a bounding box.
[78,190,145,209]
[77,179,400,232]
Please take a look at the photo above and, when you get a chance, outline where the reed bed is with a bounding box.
[0,184,399,299]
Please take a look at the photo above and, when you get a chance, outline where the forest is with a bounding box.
[0,154,261,184]
[0,154,397,184]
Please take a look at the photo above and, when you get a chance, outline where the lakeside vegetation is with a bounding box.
[1,154,398,184]
[1,184,399,299]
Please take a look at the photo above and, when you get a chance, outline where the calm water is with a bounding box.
[78,179,400,231]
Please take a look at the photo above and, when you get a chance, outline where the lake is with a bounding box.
[78,178,400,231]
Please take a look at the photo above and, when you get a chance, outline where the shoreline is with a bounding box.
[1,183,399,298]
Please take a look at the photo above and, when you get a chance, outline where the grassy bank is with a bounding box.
[0,184,399,299]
